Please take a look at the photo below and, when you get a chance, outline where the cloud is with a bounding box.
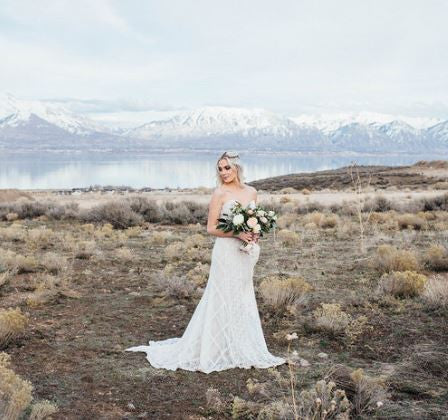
[0,0,447,118]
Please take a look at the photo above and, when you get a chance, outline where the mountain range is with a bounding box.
[0,93,447,153]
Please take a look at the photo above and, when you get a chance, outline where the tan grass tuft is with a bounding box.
[422,275,448,309]
[29,400,59,420]
[277,229,300,247]
[377,271,427,298]
[423,244,448,271]
[259,275,311,316]
[0,307,29,349]
[370,245,420,273]
[0,351,33,419]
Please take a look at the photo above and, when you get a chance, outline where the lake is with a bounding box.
[0,151,441,189]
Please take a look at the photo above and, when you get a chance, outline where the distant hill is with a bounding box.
[248,160,448,191]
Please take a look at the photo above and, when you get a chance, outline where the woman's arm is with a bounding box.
[206,190,254,242]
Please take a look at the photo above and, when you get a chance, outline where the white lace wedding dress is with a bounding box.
[125,199,286,374]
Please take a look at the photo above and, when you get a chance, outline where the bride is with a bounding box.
[125,151,286,373]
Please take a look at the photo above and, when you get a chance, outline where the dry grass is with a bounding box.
[259,275,311,316]
[422,274,448,309]
[29,400,59,420]
[155,272,196,299]
[186,262,210,287]
[326,365,388,418]
[0,351,33,419]
[41,252,69,275]
[0,307,29,349]
[376,271,427,298]
[423,244,448,271]
[0,248,39,274]
[149,230,177,245]
[396,213,426,230]
[81,200,144,229]
[277,229,300,247]
[370,245,420,273]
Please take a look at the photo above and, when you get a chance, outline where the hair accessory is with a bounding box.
[220,151,239,159]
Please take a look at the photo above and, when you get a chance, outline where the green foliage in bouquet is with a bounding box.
[217,201,277,237]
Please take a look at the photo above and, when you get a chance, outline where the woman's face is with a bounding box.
[217,158,237,184]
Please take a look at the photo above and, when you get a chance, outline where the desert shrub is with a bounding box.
[277,229,300,247]
[295,379,351,420]
[259,275,311,316]
[0,307,29,349]
[303,211,324,226]
[420,192,448,211]
[280,187,298,194]
[258,199,283,216]
[370,245,420,273]
[155,272,196,299]
[27,227,56,249]
[313,303,351,335]
[312,304,369,342]
[184,233,207,249]
[320,213,339,228]
[301,188,311,195]
[0,352,33,419]
[434,181,448,190]
[124,226,142,238]
[363,195,393,213]
[302,211,339,228]
[0,268,17,288]
[29,400,59,420]
[396,213,426,230]
[115,247,134,262]
[160,200,208,225]
[422,275,448,309]
[73,240,97,259]
[205,387,225,415]
[326,365,388,418]
[296,201,326,215]
[148,230,176,245]
[81,200,143,229]
[186,262,210,286]
[164,242,185,261]
[41,252,69,275]
[376,271,427,298]
[0,248,38,274]
[94,223,115,239]
[128,196,162,222]
[6,212,18,221]
[25,274,69,307]
[276,214,297,229]
[423,244,448,271]
[0,224,26,242]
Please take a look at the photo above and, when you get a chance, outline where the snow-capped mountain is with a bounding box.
[0,93,447,153]
[127,107,299,138]
[0,93,107,136]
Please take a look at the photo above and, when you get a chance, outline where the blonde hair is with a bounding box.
[215,151,245,187]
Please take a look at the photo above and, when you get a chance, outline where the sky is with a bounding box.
[1,0,447,124]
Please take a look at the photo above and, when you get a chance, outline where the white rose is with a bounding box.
[247,209,254,215]
[256,210,266,217]
[232,214,244,225]
[268,210,275,216]
[252,224,261,233]
[260,216,268,224]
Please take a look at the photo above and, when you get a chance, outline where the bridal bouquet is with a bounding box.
[217,201,278,253]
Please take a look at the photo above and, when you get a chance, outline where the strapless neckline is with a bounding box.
[222,199,255,209]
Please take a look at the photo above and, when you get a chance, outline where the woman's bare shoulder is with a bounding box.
[210,187,226,204]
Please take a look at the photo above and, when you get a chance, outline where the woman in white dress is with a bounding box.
[125,151,286,373]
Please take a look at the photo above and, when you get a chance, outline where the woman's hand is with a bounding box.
[237,232,254,244]
[251,233,260,243]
